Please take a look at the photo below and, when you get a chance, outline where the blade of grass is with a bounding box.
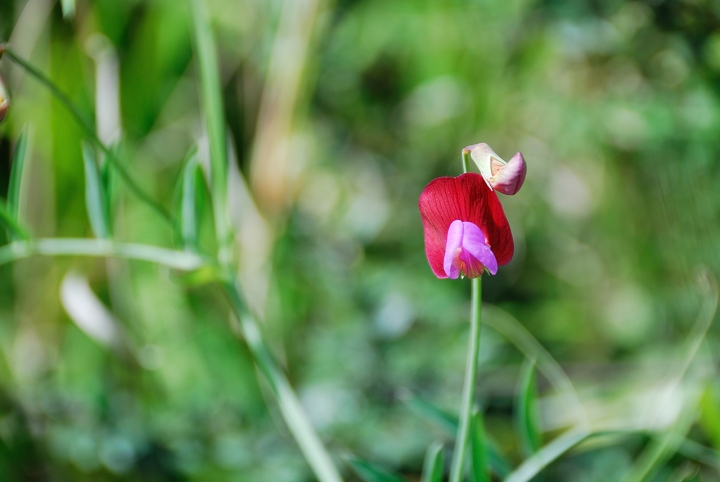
[483,305,588,429]
[1,45,174,228]
[517,359,541,457]
[223,281,343,482]
[421,442,445,482]
[0,202,28,239]
[346,457,406,482]
[177,148,202,251]
[471,409,490,482]
[60,0,75,18]
[82,141,111,238]
[0,239,208,270]
[7,126,29,222]
[189,0,231,264]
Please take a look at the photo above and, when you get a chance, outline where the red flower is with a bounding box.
[418,173,513,279]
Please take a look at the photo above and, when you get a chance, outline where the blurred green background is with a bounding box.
[1,0,720,480]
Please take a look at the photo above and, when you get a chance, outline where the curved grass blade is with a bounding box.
[504,427,590,482]
[471,409,490,482]
[82,141,111,238]
[7,126,29,223]
[517,359,541,457]
[346,456,406,482]
[421,442,445,482]
[0,202,28,239]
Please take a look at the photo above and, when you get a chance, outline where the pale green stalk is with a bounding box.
[449,277,482,482]
[188,0,231,265]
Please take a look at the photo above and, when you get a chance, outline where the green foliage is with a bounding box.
[81,141,111,238]
[421,442,444,482]
[517,359,542,457]
[347,457,407,482]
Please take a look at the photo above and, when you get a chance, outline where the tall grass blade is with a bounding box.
[421,442,445,482]
[0,202,28,239]
[517,359,541,457]
[190,0,231,263]
[82,141,111,238]
[471,409,489,482]
[7,126,29,225]
[177,149,202,251]
[347,457,406,482]
[60,0,76,18]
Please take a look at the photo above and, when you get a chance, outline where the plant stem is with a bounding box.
[0,45,175,228]
[223,281,343,482]
[189,0,232,265]
[449,276,482,482]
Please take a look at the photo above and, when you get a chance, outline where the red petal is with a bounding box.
[418,173,514,278]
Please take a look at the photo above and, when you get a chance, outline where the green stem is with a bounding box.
[1,45,175,229]
[0,238,208,270]
[223,281,343,482]
[449,276,483,482]
[189,0,232,265]
[462,148,472,174]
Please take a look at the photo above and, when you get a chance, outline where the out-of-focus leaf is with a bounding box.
[60,0,75,18]
[347,456,406,482]
[175,148,203,251]
[0,202,28,239]
[401,393,511,477]
[7,127,29,224]
[421,442,444,482]
[505,427,591,482]
[517,359,541,457]
[471,409,490,482]
[82,141,111,238]
[700,385,720,451]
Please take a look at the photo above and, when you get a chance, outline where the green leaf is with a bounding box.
[517,358,542,457]
[7,127,29,225]
[505,427,591,482]
[176,148,203,251]
[471,409,490,482]
[0,202,28,239]
[82,141,111,238]
[421,442,444,482]
[347,457,406,482]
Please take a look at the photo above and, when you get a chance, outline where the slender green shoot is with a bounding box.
[421,442,445,482]
[517,358,542,456]
[449,276,483,482]
[471,408,490,482]
[189,0,232,264]
[0,45,174,228]
[7,126,29,223]
[223,282,343,482]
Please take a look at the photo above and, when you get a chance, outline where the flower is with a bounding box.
[419,173,513,279]
[467,143,526,195]
[0,75,8,123]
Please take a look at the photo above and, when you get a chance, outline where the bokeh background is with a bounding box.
[1,0,720,480]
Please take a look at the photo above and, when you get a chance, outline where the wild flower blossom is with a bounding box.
[0,74,8,123]
[467,143,526,195]
[419,172,514,279]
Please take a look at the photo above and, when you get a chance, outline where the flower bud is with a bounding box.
[467,143,526,195]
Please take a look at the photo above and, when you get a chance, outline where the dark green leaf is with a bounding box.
[421,442,444,482]
[82,141,111,238]
[347,457,406,482]
[517,358,541,457]
[7,126,29,224]
[471,409,490,482]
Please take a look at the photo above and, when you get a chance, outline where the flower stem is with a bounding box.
[449,276,483,482]
[0,45,175,229]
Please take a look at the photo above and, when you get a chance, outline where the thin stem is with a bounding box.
[462,148,472,174]
[449,276,483,482]
[0,238,208,270]
[189,0,232,264]
[223,281,343,482]
[1,45,175,229]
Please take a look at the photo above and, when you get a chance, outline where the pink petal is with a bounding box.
[459,221,498,276]
[444,220,464,279]
[490,151,526,195]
